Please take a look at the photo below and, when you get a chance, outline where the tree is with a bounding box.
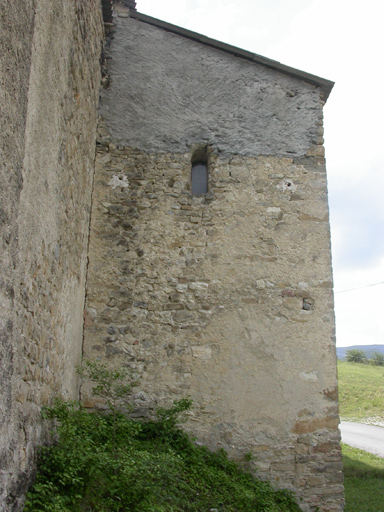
[371,351,384,366]
[345,348,366,364]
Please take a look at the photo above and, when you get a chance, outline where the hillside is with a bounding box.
[337,360,384,424]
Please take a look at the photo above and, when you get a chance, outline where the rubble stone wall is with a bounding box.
[0,1,36,507]
[84,137,342,511]
[0,1,103,509]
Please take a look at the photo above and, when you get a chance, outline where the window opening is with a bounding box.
[191,161,208,195]
[191,146,208,196]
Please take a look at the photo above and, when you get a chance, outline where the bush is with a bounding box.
[370,351,384,366]
[346,349,367,363]
[24,361,301,512]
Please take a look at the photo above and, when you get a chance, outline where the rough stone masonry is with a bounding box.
[0,0,103,508]
[82,10,343,512]
[0,1,343,510]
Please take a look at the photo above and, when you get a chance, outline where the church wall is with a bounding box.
[83,15,343,512]
[0,1,103,508]
[0,1,36,507]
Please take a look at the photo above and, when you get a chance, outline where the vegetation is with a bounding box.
[337,360,384,423]
[339,361,384,510]
[345,348,367,364]
[342,443,384,512]
[371,351,384,366]
[76,360,135,459]
[24,361,300,512]
[342,347,384,366]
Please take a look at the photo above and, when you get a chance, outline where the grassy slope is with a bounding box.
[342,444,384,512]
[338,360,384,423]
[338,361,384,511]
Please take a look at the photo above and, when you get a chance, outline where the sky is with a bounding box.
[137,0,384,348]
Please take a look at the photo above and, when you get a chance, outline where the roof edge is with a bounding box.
[129,10,334,102]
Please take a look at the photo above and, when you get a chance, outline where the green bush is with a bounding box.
[24,361,301,512]
[370,351,384,366]
[345,349,367,364]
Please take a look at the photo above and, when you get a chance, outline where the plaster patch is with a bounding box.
[191,346,212,359]
[109,174,129,189]
[266,207,281,218]
[100,17,323,157]
[300,371,318,383]
[277,179,297,192]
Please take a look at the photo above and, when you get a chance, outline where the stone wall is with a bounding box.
[82,14,343,511]
[0,1,36,507]
[84,135,342,511]
[0,1,103,508]
[0,5,343,510]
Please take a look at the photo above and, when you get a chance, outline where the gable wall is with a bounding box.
[82,16,343,512]
[99,17,324,158]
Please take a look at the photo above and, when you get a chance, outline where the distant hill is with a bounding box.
[337,345,384,361]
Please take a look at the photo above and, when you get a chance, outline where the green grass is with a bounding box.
[338,360,384,423]
[338,360,384,511]
[342,443,384,512]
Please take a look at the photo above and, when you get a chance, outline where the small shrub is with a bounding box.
[76,359,137,457]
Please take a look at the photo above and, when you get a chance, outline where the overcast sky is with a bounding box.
[137,0,384,347]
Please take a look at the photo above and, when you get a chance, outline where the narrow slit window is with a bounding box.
[191,161,208,195]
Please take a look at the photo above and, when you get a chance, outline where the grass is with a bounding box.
[338,360,384,511]
[338,360,384,424]
[342,443,384,512]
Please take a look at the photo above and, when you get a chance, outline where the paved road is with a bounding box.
[340,421,384,457]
